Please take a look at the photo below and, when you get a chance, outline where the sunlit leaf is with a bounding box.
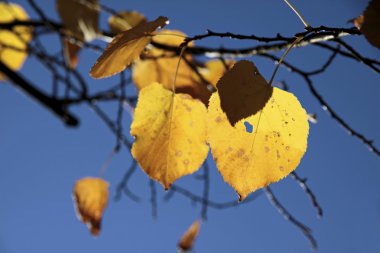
[63,39,81,69]
[0,2,32,80]
[216,60,273,126]
[355,0,380,49]
[108,10,147,34]
[90,16,168,79]
[207,62,309,200]
[131,83,209,189]
[56,0,99,42]
[132,30,211,104]
[73,177,109,236]
[178,220,201,252]
[199,59,235,88]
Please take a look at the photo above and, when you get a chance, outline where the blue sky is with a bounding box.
[1,0,380,252]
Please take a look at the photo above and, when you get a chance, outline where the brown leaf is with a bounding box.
[73,177,109,236]
[90,16,169,79]
[63,39,81,69]
[216,60,273,126]
[358,0,380,49]
[108,10,147,34]
[178,220,201,252]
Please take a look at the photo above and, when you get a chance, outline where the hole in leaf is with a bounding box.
[244,121,254,133]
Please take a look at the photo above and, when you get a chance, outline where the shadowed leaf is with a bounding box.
[178,220,201,252]
[108,10,147,34]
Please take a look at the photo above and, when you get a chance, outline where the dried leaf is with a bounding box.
[56,0,99,42]
[90,16,168,79]
[131,83,209,189]
[132,30,211,104]
[207,63,309,200]
[108,10,147,34]
[178,220,201,252]
[357,0,380,49]
[63,39,81,69]
[199,59,235,88]
[216,60,273,126]
[0,2,32,80]
[73,177,109,236]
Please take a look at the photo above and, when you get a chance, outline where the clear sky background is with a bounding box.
[1,0,380,252]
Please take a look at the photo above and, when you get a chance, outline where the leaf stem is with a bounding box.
[283,0,310,28]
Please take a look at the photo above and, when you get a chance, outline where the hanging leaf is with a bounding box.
[354,0,380,49]
[56,0,100,42]
[130,83,209,189]
[207,62,309,201]
[199,59,235,88]
[0,2,32,80]
[108,10,147,34]
[63,39,82,69]
[132,30,211,104]
[90,16,168,79]
[216,60,273,126]
[178,220,201,252]
[73,177,109,236]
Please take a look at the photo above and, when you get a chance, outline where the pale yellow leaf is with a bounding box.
[131,83,209,189]
[73,177,109,236]
[178,220,201,252]
[108,10,147,34]
[90,16,168,79]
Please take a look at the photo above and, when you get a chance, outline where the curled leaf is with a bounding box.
[178,220,201,252]
[90,16,169,79]
[216,60,273,126]
[207,62,309,200]
[73,177,109,236]
[131,83,209,189]
[0,2,32,80]
[108,10,147,34]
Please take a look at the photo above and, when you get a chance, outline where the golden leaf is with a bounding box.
[90,16,169,79]
[130,83,209,189]
[0,2,32,80]
[108,10,147,34]
[216,60,273,126]
[360,0,380,49]
[178,220,201,252]
[199,59,235,88]
[56,0,99,42]
[132,30,211,104]
[73,177,109,236]
[63,39,81,69]
[207,62,309,201]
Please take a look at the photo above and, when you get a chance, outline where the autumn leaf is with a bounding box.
[178,220,201,252]
[199,59,235,88]
[108,10,147,34]
[90,16,168,79]
[63,39,81,69]
[354,0,380,49]
[73,177,109,236]
[207,61,309,201]
[216,60,273,126]
[56,0,99,42]
[0,2,32,80]
[132,30,211,104]
[130,83,209,189]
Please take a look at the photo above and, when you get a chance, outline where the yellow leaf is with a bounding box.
[199,59,235,88]
[90,16,168,79]
[178,220,201,252]
[0,2,32,80]
[216,60,273,126]
[131,83,209,189]
[73,177,109,236]
[132,30,211,104]
[108,10,147,34]
[359,0,380,49]
[56,0,99,42]
[207,63,309,201]
[63,39,81,69]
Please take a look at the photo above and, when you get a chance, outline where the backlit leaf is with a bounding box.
[207,63,309,200]
[131,83,209,189]
[216,60,273,126]
[56,0,99,42]
[90,16,168,79]
[73,177,109,236]
[178,220,201,252]
[132,30,211,104]
[108,10,147,34]
[0,2,32,80]
[355,0,380,49]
